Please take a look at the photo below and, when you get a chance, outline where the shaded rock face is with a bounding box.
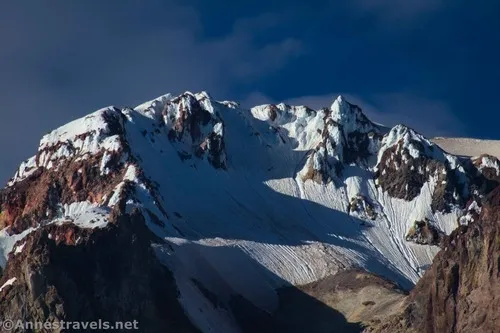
[195,131,227,170]
[459,198,482,225]
[0,209,199,333]
[375,134,500,217]
[405,219,444,246]
[343,130,382,166]
[368,186,500,333]
[472,154,500,182]
[469,154,500,195]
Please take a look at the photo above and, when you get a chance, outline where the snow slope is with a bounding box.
[1,91,484,333]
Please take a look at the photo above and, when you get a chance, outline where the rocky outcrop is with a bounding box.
[467,154,500,196]
[0,208,199,333]
[405,219,444,246]
[163,92,227,169]
[0,155,127,234]
[472,154,500,183]
[375,126,470,213]
[330,97,382,166]
[367,185,500,333]
[348,195,378,221]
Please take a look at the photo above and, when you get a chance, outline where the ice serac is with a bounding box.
[0,91,498,332]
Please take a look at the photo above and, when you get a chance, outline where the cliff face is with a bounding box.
[0,208,199,333]
[367,186,500,333]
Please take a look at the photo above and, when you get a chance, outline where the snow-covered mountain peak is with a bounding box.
[193,90,212,100]
[250,95,377,136]
[329,95,379,135]
[378,124,437,161]
[374,123,471,213]
[8,106,128,187]
[134,93,174,114]
[250,103,314,124]
[134,91,221,118]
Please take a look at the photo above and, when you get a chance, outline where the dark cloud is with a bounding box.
[347,0,444,21]
[0,0,497,184]
[0,1,304,183]
[363,93,465,137]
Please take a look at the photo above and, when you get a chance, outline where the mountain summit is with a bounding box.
[0,92,498,332]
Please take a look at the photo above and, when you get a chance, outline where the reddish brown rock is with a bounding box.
[0,153,127,235]
[367,185,500,333]
[405,218,445,246]
[0,209,199,333]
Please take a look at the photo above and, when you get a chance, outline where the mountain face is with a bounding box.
[0,91,498,332]
[367,186,500,333]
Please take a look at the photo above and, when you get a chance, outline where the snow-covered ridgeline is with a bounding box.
[8,108,126,186]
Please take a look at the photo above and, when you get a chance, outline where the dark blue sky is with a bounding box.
[1,0,499,182]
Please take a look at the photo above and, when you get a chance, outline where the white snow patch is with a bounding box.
[14,242,26,254]
[0,277,17,293]
[0,227,37,267]
[53,201,110,229]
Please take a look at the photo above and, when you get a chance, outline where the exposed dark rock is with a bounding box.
[196,131,227,170]
[376,139,468,213]
[164,93,227,169]
[299,148,342,185]
[267,104,278,122]
[0,209,199,333]
[367,185,500,333]
[343,131,375,165]
[348,195,378,221]
[472,154,500,183]
[405,219,444,246]
[299,102,383,185]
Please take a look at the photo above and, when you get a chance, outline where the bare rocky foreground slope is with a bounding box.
[366,186,500,333]
[0,91,499,332]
